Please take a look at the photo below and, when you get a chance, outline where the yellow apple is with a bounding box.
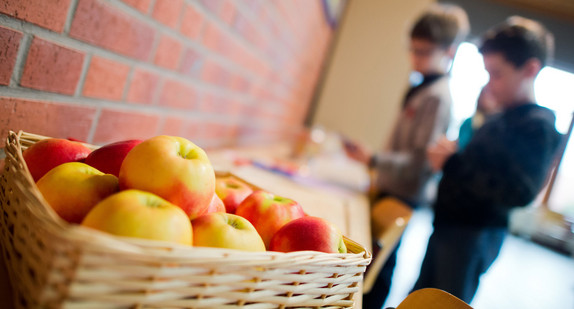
[119,135,215,220]
[82,190,192,245]
[191,212,265,252]
[36,162,119,223]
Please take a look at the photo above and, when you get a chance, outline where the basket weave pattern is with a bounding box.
[0,131,371,308]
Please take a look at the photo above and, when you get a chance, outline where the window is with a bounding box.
[449,42,574,216]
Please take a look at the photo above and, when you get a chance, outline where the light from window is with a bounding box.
[449,42,574,135]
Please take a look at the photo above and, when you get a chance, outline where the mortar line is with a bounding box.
[86,107,102,144]
[0,86,205,119]
[74,53,92,97]
[63,0,80,34]
[0,12,266,96]
[9,33,33,88]
[121,66,136,102]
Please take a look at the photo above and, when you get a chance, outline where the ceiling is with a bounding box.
[491,0,574,23]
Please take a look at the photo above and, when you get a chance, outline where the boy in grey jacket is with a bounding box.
[343,4,469,308]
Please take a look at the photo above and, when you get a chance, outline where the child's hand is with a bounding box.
[342,138,371,165]
[427,137,457,172]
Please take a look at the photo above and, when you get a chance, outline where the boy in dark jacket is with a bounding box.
[413,16,562,303]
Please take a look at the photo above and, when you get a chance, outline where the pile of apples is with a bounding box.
[23,135,348,254]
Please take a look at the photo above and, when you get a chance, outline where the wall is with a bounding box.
[312,0,433,150]
[0,0,333,148]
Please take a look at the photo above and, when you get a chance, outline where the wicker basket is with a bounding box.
[0,131,371,308]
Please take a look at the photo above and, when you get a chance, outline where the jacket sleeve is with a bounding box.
[373,95,448,178]
[441,115,561,207]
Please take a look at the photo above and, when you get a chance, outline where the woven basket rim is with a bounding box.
[4,130,372,262]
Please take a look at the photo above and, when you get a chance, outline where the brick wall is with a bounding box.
[0,0,333,148]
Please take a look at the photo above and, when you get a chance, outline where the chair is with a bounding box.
[363,196,413,293]
[392,288,474,309]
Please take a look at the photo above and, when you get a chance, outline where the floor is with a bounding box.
[382,207,574,309]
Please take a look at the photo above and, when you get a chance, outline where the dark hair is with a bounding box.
[479,16,554,68]
[410,4,470,48]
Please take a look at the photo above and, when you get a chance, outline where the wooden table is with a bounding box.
[208,145,373,308]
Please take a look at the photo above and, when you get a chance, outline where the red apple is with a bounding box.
[23,138,92,182]
[192,212,265,252]
[235,190,305,249]
[36,162,119,223]
[119,135,215,220]
[203,193,226,214]
[270,216,347,253]
[82,190,192,245]
[84,140,142,177]
[215,176,253,214]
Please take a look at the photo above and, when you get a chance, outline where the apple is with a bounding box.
[36,162,119,223]
[82,190,192,245]
[270,216,347,253]
[191,212,265,252]
[235,190,305,248]
[215,176,253,214]
[119,135,215,220]
[203,193,226,214]
[84,139,142,177]
[23,138,92,182]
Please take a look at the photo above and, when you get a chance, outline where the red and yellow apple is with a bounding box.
[235,190,305,248]
[82,190,192,245]
[270,216,347,253]
[215,176,253,214]
[191,212,265,251]
[36,162,119,223]
[119,135,215,220]
[85,139,142,177]
[203,193,226,214]
[23,138,92,181]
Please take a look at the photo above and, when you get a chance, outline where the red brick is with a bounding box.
[159,116,184,136]
[92,109,160,144]
[0,0,71,32]
[234,14,263,47]
[82,56,130,101]
[151,0,183,29]
[181,121,204,143]
[0,26,22,86]
[201,60,232,87]
[220,0,236,25]
[199,0,223,13]
[20,38,84,95]
[203,122,231,140]
[230,74,250,93]
[201,93,240,115]
[153,35,183,70]
[126,68,160,105]
[158,78,198,109]
[202,22,234,56]
[0,97,96,142]
[122,0,151,14]
[179,4,203,40]
[70,0,156,61]
[178,47,201,78]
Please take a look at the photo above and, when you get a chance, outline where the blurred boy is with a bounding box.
[343,4,469,308]
[414,16,562,303]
